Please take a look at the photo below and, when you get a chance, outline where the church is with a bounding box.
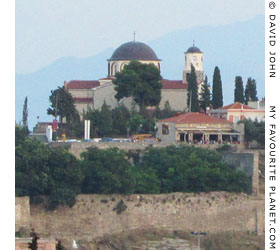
[64,40,205,115]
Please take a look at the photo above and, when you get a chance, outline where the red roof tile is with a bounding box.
[158,112,232,124]
[161,79,188,89]
[220,102,255,110]
[73,97,93,102]
[66,80,100,89]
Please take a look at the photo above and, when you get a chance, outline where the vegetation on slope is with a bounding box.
[15,126,250,209]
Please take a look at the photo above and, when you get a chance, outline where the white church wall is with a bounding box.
[160,89,188,111]
[68,89,94,98]
[109,60,160,76]
[75,102,93,116]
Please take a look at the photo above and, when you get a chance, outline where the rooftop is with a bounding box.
[161,80,188,89]
[220,102,255,110]
[109,41,160,61]
[158,112,232,124]
[66,80,100,89]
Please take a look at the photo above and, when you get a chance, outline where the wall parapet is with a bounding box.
[15,192,264,247]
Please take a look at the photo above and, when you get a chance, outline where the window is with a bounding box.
[162,124,169,135]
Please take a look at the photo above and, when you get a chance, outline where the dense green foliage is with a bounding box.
[140,146,250,193]
[245,77,258,104]
[15,135,83,210]
[212,66,223,109]
[113,61,162,108]
[47,86,83,138]
[47,86,76,123]
[16,143,250,198]
[187,65,200,112]
[238,119,265,147]
[234,76,245,103]
[85,103,178,137]
[22,96,28,127]
[16,131,251,209]
[81,147,135,194]
[199,75,211,112]
[15,125,29,146]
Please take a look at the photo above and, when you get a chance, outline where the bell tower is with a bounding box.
[183,43,204,83]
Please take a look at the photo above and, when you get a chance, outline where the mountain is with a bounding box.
[16,15,264,129]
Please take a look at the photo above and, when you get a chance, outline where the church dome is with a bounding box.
[186,45,202,53]
[109,41,160,61]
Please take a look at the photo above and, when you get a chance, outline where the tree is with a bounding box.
[234,76,245,103]
[22,96,28,127]
[113,61,162,109]
[84,102,113,137]
[81,147,135,194]
[140,145,250,193]
[15,124,29,146]
[155,101,178,119]
[199,75,211,112]
[15,138,83,209]
[212,66,223,109]
[245,77,258,104]
[127,113,145,135]
[98,102,113,137]
[112,105,130,136]
[187,64,200,112]
[47,86,77,123]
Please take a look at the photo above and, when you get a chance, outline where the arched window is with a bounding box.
[114,64,118,74]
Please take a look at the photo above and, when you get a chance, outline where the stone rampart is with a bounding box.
[49,141,244,159]
[15,197,30,231]
[15,192,264,247]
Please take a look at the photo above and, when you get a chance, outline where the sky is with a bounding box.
[16,0,264,74]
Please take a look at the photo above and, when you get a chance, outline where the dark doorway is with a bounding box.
[193,133,203,143]
[210,134,218,143]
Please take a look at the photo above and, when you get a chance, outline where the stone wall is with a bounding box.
[50,141,244,159]
[15,192,264,248]
[15,197,30,231]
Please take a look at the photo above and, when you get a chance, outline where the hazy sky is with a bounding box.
[16,0,264,74]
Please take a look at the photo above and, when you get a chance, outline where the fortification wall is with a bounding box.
[15,197,30,231]
[15,192,264,247]
[50,141,244,159]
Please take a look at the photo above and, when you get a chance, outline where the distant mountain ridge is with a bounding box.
[15,15,264,129]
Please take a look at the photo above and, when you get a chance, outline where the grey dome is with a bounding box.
[186,46,202,53]
[109,41,160,61]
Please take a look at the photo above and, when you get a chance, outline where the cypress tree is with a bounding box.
[212,66,223,109]
[22,96,28,127]
[245,77,258,104]
[187,64,200,112]
[199,75,211,112]
[234,76,245,103]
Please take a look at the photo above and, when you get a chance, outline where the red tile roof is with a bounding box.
[161,79,188,89]
[66,80,100,89]
[73,97,93,102]
[220,102,255,110]
[158,112,232,124]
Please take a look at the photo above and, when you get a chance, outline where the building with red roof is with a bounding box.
[208,102,265,123]
[64,41,205,116]
[156,112,244,144]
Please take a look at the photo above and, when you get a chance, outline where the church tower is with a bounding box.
[183,43,204,83]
